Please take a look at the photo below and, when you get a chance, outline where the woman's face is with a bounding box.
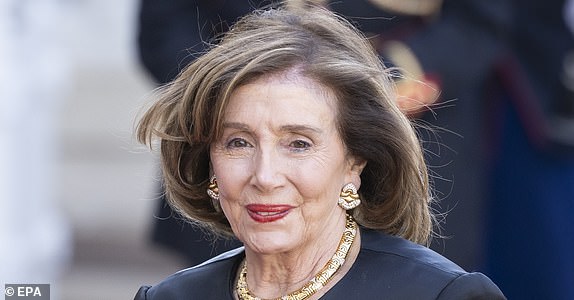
[210,72,364,255]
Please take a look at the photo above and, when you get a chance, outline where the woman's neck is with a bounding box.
[239,214,360,299]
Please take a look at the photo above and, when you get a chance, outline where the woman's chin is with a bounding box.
[243,232,299,255]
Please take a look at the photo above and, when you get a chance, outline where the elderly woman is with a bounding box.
[134,6,504,300]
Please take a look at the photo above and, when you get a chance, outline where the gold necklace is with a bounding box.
[236,214,357,300]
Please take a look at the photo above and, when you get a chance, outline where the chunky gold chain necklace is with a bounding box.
[236,214,357,300]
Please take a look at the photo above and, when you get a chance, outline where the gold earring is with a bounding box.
[207,175,219,201]
[338,183,361,210]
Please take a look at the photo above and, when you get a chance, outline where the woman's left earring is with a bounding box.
[207,175,219,201]
[338,183,361,210]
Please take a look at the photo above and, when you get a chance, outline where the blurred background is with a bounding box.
[1,0,184,299]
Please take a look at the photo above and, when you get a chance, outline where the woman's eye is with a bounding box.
[290,140,311,150]
[227,138,252,148]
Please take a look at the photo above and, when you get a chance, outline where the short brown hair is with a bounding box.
[137,6,434,245]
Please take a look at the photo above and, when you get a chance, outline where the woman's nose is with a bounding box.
[250,147,284,193]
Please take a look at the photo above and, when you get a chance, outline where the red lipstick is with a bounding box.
[246,204,293,223]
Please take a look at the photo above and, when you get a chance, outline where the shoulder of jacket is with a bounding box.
[137,247,244,299]
[360,229,465,276]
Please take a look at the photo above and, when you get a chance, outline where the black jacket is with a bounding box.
[134,228,505,299]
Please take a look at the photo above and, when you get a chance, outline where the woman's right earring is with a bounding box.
[207,175,219,201]
[207,175,222,212]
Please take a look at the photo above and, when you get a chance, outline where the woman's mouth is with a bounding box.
[246,204,293,223]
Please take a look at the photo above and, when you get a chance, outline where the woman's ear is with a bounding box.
[352,158,367,174]
[348,156,367,188]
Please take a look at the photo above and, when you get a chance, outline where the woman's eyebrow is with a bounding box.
[279,124,322,134]
[222,122,250,131]
[223,122,322,134]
